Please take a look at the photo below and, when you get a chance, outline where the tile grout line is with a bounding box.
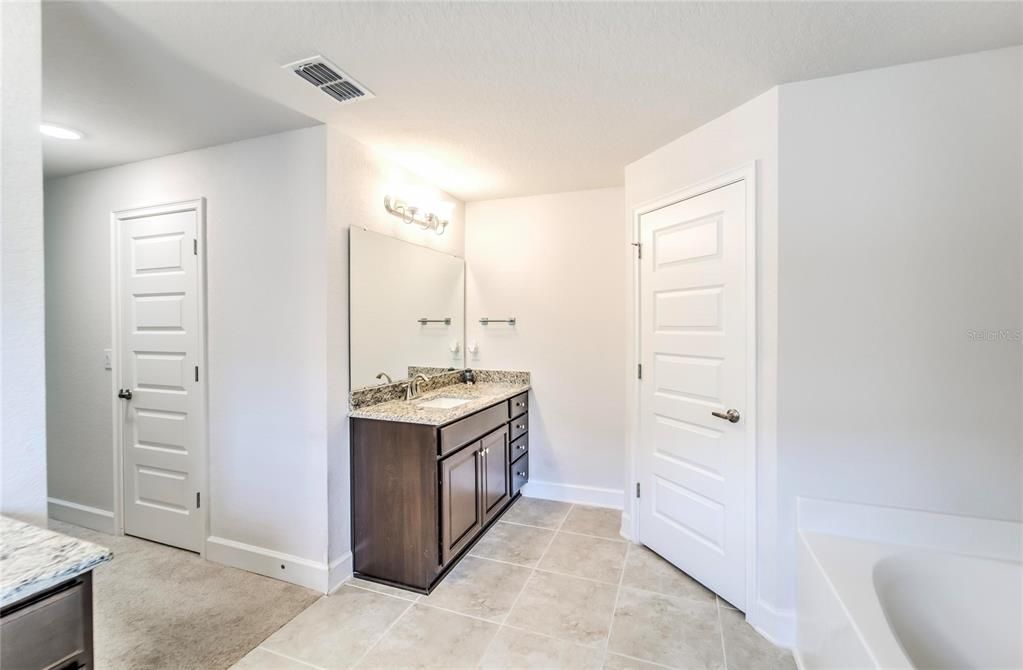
[254,645,325,670]
[607,650,681,670]
[500,519,625,542]
[717,596,729,670]
[602,539,631,664]
[346,598,416,669]
[478,503,574,664]
[469,552,623,587]
[344,580,421,603]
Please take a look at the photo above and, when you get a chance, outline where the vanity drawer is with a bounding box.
[510,433,529,460]
[509,393,528,419]
[439,403,508,457]
[511,453,529,496]
[1,576,90,670]
[509,413,528,442]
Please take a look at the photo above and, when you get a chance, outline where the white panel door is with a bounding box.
[638,180,749,609]
[116,200,205,552]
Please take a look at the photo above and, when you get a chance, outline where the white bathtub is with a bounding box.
[798,531,1023,670]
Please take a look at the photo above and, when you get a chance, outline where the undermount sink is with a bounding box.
[417,396,471,409]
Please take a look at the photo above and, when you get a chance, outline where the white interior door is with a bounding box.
[638,180,749,609]
[115,200,206,553]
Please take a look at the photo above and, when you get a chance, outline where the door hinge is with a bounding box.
[193,238,198,255]
[636,482,641,498]
[637,363,642,380]
[632,242,642,259]
[196,492,201,508]
[194,365,199,382]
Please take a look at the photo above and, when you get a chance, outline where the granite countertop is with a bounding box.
[349,381,530,426]
[0,515,112,608]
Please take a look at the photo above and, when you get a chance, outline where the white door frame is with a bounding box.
[628,163,758,614]
[110,198,209,556]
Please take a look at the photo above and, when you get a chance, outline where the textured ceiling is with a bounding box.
[43,1,1022,200]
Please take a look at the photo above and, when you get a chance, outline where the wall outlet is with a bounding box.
[103,349,112,370]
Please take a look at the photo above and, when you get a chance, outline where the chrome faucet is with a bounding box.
[376,372,393,384]
[406,373,429,400]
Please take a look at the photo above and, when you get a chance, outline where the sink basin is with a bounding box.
[417,396,471,410]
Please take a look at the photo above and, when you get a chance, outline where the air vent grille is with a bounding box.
[284,56,373,105]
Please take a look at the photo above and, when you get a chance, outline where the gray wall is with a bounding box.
[776,46,1023,604]
[45,127,330,568]
[1,0,48,525]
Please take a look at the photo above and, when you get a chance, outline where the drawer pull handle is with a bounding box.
[516,424,525,430]
[517,445,526,450]
[516,402,525,407]
[516,471,527,477]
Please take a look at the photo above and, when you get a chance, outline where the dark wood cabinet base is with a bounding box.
[351,391,530,594]
[1,571,95,670]
[354,491,521,595]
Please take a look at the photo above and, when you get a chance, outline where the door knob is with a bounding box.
[711,409,740,423]
[117,389,133,400]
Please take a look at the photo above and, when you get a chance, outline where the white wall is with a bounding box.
[625,46,1022,646]
[324,127,465,579]
[465,188,627,507]
[624,88,783,635]
[45,127,331,586]
[44,122,463,590]
[775,46,1022,608]
[1,0,48,526]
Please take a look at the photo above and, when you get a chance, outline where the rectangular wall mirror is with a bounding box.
[349,227,465,391]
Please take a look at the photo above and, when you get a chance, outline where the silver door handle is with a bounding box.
[711,409,740,423]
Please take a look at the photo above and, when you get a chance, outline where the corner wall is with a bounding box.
[464,188,628,507]
[45,127,331,587]
[776,45,1022,609]
[624,87,783,637]
[324,126,465,585]
[625,45,1022,646]
[1,0,48,525]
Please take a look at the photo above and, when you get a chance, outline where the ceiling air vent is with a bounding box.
[283,56,374,105]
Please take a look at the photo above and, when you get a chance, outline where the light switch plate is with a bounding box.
[103,349,112,370]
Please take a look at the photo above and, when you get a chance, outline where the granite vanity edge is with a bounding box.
[0,516,113,608]
[350,369,529,410]
[349,382,530,426]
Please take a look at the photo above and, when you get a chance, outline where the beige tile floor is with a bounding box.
[233,498,795,670]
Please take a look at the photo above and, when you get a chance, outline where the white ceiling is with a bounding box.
[43,1,1022,200]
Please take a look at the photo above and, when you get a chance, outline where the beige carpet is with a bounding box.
[52,521,319,670]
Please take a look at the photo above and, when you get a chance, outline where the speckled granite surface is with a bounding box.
[350,370,464,410]
[350,369,530,410]
[350,381,529,426]
[472,369,530,385]
[1,515,112,607]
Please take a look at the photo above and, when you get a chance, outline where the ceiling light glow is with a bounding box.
[40,123,82,140]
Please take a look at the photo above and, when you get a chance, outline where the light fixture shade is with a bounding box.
[383,195,448,235]
[40,123,83,140]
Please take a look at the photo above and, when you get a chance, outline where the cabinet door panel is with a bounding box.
[441,442,483,564]
[482,427,510,521]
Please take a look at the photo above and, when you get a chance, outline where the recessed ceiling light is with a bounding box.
[40,123,82,140]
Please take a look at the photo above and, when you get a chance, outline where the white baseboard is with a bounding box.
[748,597,796,649]
[521,480,624,509]
[619,512,634,542]
[205,536,331,593]
[48,497,115,534]
[327,552,353,593]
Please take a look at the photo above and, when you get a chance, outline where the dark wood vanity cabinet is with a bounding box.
[352,392,529,593]
[1,573,95,670]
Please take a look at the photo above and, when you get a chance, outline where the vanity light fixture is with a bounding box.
[384,196,449,235]
[40,123,83,140]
